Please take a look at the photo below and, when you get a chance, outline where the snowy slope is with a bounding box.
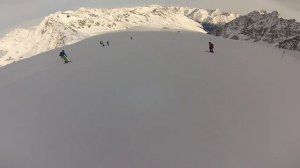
[0,29,300,168]
[0,5,238,67]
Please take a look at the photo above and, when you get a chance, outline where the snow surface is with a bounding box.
[0,29,300,168]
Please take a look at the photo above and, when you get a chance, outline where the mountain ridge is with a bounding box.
[210,10,300,51]
[1,5,299,68]
[0,5,238,66]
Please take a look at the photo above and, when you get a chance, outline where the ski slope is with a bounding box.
[0,29,300,168]
[0,5,238,67]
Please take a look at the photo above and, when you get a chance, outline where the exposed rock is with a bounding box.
[210,10,300,51]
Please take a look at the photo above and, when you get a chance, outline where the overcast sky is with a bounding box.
[0,0,299,36]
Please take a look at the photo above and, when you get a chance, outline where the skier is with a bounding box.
[107,41,110,46]
[209,42,214,53]
[59,50,70,63]
[100,41,106,47]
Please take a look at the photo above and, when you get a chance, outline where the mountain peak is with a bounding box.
[259,10,268,15]
[270,11,279,17]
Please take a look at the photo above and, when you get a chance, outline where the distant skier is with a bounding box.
[100,41,105,47]
[131,36,133,40]
[59,50,70,63]
[107,41,110,46]
[209,42,214,53]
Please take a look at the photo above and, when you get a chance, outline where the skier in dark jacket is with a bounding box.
[59,50,70,63]
[209,42,214,53]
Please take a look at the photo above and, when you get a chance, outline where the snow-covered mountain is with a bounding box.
[0,5,238,66]
[211,10,300,51]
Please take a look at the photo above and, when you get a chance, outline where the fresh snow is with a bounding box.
[0,29,299,168]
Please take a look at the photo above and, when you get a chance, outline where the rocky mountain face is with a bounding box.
[0,5,238,66]
[210,10,300,51]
